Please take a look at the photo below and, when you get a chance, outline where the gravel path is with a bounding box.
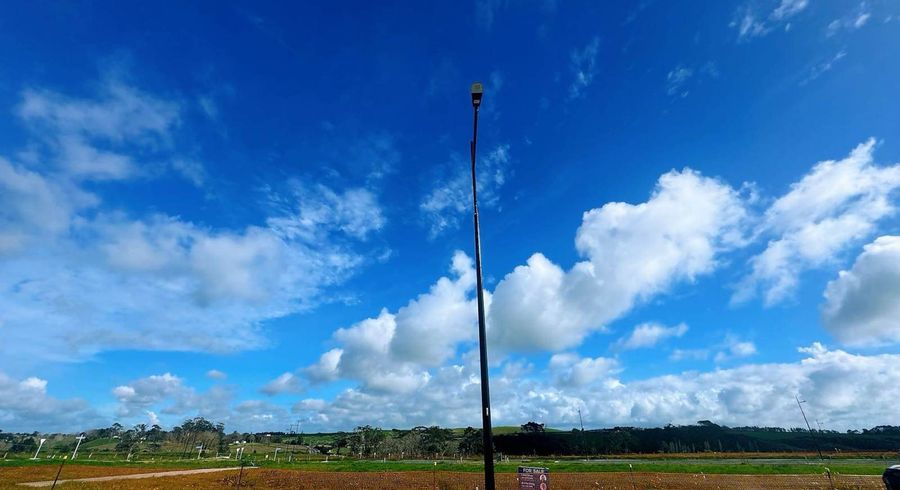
[18,466,253,487]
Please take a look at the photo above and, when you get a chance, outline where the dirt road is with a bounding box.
[17,466,252,487]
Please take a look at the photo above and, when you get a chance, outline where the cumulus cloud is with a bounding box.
[272,252,478,396]
[109,372,293,431]
[489,168,749,352]
[822,236,900,346]
[113,373,189,417]
[261,372,304,396]
[548,353,619,387]
[615,322,688,350]
[0,372,100,432]
[714,338,758,363]
[420,145,509,237]
[735,139,900,305]
[206,370,227,380]
[292,343,900,432]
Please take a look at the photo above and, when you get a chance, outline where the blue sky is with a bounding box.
[2,0,900,434]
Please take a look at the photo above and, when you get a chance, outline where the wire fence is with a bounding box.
[219,470,885,489]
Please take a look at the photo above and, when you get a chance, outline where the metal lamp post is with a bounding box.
[469,81,495,490]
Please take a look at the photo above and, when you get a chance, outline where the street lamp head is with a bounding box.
[471,82,484,108]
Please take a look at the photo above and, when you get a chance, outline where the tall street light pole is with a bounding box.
[469,81,495,490]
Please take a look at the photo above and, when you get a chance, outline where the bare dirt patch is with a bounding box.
[10,469,881,489]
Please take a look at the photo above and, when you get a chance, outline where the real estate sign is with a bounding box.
[518,466,549,490]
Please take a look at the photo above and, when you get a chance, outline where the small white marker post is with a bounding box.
[32,439,47,460]
[274,447,281,462]
[72,434,86,460]
[196,443,203,460]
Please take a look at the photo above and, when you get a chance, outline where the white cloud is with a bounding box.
[771,0,809,21]
[290,252,478,395]
[19,343,900,433]
[292,343,900,432]
[112,372,238,426]
[616,322,688,350]
[110,373,293,431]
[0,78,383,364]
[735,139,900,305]
[267,181,385,241]
[568,37,600,100]
[0,157,98,254]
[171,159,206,187]
[420,145,509,237]
[799,50,847,86]
[206,370,227,380]
[489,168,749,352]
[304,348,344,384]
[113,373,189,417]
[666,62,719,98]
[822,236,900,346]
[732,0,809,40]
[548,353,619,386]
[714,338,758,363]
[666,66,693,97]
[389,252,478,365]
[18,79,179,181]
[261,372,303,396]
[0,372,100,432]
[827,3,873,36]
[670,348,710,361]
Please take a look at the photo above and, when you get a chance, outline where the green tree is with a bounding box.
[348,426,385,458]
[521,421,545,433]
[458,427,483,456]
[420,426,453,456]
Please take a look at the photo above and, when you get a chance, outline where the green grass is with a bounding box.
[0,456,890,476]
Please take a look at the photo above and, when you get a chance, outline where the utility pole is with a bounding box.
[796,395,823,460]
[578,408,586,457]
[469,81,495,490]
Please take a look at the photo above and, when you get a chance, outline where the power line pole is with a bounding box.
[796,395,823,460]
[578,408,586,457]
[469,81,495,490]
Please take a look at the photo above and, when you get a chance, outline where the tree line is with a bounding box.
[5,420,900,458]
[493,421,900,456]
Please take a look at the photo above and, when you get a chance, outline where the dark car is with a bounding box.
[884,465,900,489]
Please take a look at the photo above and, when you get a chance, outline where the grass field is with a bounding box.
[1,452,895,489]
